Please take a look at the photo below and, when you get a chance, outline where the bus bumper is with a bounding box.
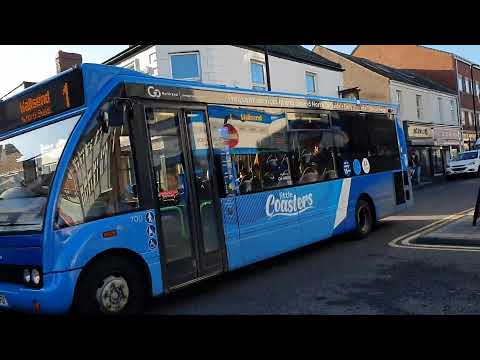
[0,268,81,314]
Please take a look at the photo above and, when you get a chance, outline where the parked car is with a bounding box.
[446,150,480,179]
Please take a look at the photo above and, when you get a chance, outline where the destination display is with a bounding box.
[0,68,84,133]
[126,84,395,114]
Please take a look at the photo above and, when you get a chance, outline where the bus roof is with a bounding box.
[0,63,399,136]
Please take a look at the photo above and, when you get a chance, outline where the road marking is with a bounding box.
[383,215,462,221]
[388,207,477,252]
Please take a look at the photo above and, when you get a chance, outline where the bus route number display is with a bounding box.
[0,68,84,133]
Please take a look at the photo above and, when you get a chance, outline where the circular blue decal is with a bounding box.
[353,159,362,175]
[343,160,352,177]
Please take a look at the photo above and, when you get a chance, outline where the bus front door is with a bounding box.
[144,106,225,289]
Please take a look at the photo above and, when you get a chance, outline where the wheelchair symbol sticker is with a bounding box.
[343,160,351,177]
[147,225,156,237]
[146,211,155,224]
[148,238,158,250]
[353,159,362,175]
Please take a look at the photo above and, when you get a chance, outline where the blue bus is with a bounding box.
[0,64,412,314]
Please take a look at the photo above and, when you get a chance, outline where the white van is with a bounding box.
[446,150,480,178]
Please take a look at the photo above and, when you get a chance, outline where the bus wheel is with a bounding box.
[354,199,373,239]
[74,256,146,315]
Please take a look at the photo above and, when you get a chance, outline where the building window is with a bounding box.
[305,72,317,94]
[251,61,266,91]
[468,111,473,126]
[458,75,463,92]
[466,78,471,94]
[396,90,402,113]
[476,81,480,97]
[170,52,201,81]
[450,100,455,122]
[416,95,423,120]
[461,111,466,126]
[438,97,443,123]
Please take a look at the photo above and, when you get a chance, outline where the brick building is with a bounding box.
[351,45,480,150]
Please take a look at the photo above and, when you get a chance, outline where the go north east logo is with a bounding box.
[265,191,314,218]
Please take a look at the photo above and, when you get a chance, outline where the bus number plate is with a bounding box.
[0,295,8,307]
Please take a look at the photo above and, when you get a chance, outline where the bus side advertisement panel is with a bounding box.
[295,180,345,245]
[229,189,302,268]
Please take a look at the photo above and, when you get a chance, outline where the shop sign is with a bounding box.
[433,127,461,146]
[408,125,432,139]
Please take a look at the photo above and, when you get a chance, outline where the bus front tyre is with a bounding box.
[73,256,146,315]
[354,199,373,240]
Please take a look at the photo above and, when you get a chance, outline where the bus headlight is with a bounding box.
[31,269,41,285]
[23,268,31,284]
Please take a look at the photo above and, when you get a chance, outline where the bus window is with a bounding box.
[56,112,139,228]
[331,111,401,175]
[208,105,292,196]
[287,112,337,184]
[290,130,337,184]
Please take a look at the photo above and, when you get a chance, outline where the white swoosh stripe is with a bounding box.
[334,178,351,229]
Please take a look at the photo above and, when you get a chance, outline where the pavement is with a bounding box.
[415,213,480,246]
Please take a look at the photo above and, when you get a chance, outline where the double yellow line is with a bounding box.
[388,207,477,252]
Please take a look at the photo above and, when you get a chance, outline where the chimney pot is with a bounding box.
[56,50,82,74]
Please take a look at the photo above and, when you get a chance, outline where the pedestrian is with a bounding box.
[408,152,416,184]
[414,153,421,185]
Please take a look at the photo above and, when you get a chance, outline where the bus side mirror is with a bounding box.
[108,100,129,127]
[98,99,132,133]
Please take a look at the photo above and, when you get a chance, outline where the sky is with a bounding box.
[0,45,128,98]
[1,45,480,98]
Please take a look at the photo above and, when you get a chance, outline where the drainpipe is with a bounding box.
[471,64,478,144]
[264,45,272,91]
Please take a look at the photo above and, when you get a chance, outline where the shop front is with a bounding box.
[463,131,477,151]
[404,122,457,179]
[433,126,462,167]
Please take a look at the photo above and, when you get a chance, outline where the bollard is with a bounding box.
[473,186,480,226]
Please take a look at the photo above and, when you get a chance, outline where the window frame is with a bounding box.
[305,71,317,95]
[438,97,443,123]
[395,89,402,113]
[416,94,423,120]
[169,51,202,81]
[250,60,267,91]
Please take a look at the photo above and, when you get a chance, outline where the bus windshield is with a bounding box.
[0,115,79,232]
